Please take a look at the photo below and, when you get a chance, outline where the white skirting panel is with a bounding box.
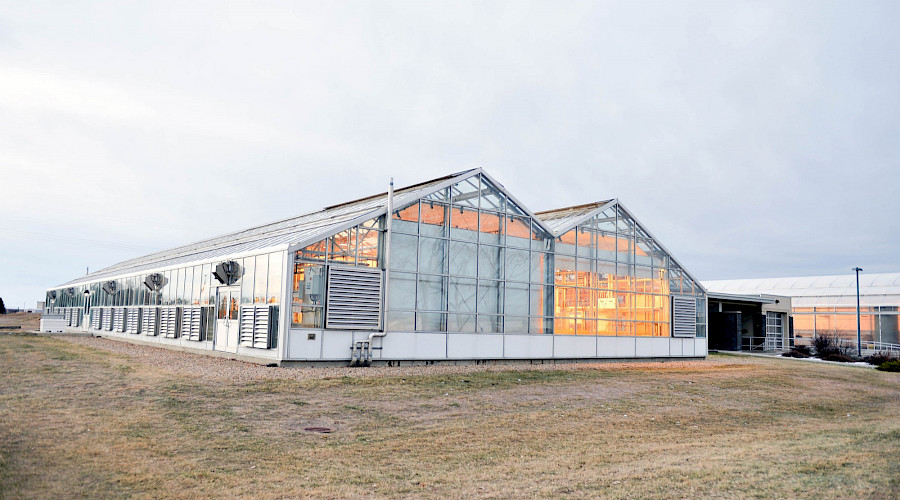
[553,335,598,358]
[636,337,671,358]
[281,330,709,362]
[447,333,504,359]
[378,331,447,360]
[503,334,554,358]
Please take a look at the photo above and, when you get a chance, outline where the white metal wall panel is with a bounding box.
[554,335,598,358]
[379,332,446,360]
[694,338,708,356]
[325,266,383,330]
[668,338,684,356]
[636,337,670,357]
[503,335,554,359]
[286,329,323,359]
[446,333,504,359]
[672,296,697,337]
[126,308,141,334]
[142,308,159,336]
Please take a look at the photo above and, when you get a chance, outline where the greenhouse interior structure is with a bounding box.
[45,168,708,365]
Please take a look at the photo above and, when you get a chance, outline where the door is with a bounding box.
[214,287,240,353]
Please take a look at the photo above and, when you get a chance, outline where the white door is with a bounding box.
[214,287,240,353]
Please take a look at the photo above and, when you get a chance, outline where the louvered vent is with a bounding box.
[239,305,276,349]
[102,308,114,331]
[182,307,203,341]
[671,295,697,338]
[142,308,159,336]
[91,309,102,330]
[113,308,126,332]
[160,307,181,338]
[325,265,383,330]
[126,308,141,334]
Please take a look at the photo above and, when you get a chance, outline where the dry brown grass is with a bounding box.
[0,313,39,332]
[1,334,898,499]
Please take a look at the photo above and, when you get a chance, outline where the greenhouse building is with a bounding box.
[45,168,708,365]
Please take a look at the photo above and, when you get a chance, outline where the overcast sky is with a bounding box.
[2,0,898,309]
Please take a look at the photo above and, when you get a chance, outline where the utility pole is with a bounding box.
[853,267,863,357]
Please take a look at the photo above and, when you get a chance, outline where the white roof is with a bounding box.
[703,273,900,308]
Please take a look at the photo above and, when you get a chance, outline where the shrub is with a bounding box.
[812,335,840,357]
[865,352,897,366]
[821,353,855,363]
[876,360,900,372]
[782,349,810,358]
[792,345,811,356]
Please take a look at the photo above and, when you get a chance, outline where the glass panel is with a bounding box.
[634,266,653,293]
[531,316,551,334]
[530,285,548,320]
[389,233,417,272]
[177,269,187,305]
[389,272,417,310]
[597,319,616,336]
[635,239,652,266]
[594,231,616,261]
[504,282,529,316]
[478,245,503,280]
[576,258,597,288]
[448,278,476,313]
[299,240,328,261]
[477,315,502,333]
[615,234,634,264]
[417,275,446,312]
[447,313,475,333]
[594,208,617,232]
[387,311,414,331]
[479,176,505,212]
[449,241,477,277]
[253,254,268,304]
[416,312,445,332]
[200,263,211,306]
[617,292,633,321]
[506,216,531,249]
[576,229,594,258]
[267,252,283,303]
[505,315,528,334]
[532,252,551,284]
[393,203,419,234]
[555,255,576,287]
[419,201,447,237]
[357,227,380,268]
[616,206,634,234]
[633,293,654,322]
[450,206,479,242]
[506,249,530,283]
[191,266,202,305]
[555,286,576,319]
[556,229,577,255]
[229,294,239,320]
[418,237,447,275]
[477,280,501,315]
[330,228,356,264]
[616,320,633,336]
[241,257,255,304]
[555,317,576,335]
[450,177,480,208]
[423,187,449,201]
[634,321,653,337]
[577,318,596,336]
[479,211,503,245]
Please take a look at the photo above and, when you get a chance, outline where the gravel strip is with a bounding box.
[55,335,731,384]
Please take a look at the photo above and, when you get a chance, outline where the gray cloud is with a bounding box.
[1,0,898,307]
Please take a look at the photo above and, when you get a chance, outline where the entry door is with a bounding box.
[214,287,240,353]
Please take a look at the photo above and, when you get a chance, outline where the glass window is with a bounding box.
[241,257,255,304]
[506,249,530,283]
[478,245,503,280]
[449,241,477,277]
[416,312,445,332]
[299,240,328,261]
[387,311,414,331]
[191,265,202,305]
[556,229,577,255]
[417,275,446,312]
[268,252,283,303]
[393,203,419,234]
[477,315,502,333]
[505,282,529,316]
[357,227,380,268]
[390,233,418,272]
[447,313,476,333]
[254,254,268,303]
[330,228,357,264]
[477,280,501,316]
[479,211,503,245]
[419,202,447,237]
[418,237,447,275]
[448,278,476,314]
[450,206,479,242]
[178,268,188,305]
[506,216,531,249]
[200,263,211,306]
[389,272,417,310]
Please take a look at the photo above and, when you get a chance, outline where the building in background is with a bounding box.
[704,292,792,352]
[45,168,707,365]
[705,273,900,348]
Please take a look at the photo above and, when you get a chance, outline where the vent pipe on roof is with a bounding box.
[360,177,392,365]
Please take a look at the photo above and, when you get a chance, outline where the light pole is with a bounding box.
[853,267,862,357]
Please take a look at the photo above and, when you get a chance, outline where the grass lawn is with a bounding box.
[0,334,898,499]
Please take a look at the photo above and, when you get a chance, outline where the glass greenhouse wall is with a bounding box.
[47,168,708,363]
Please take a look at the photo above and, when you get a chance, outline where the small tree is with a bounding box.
[0,297,6,314]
